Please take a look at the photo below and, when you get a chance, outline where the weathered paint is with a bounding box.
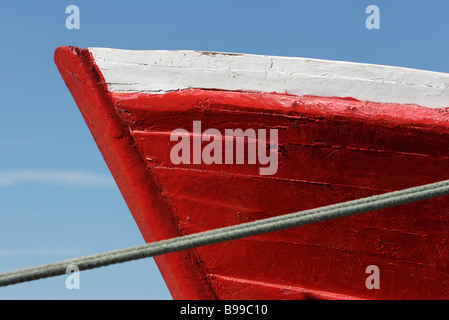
[89,47,449,109]
[54,46,217,300]
[56,46,449,299]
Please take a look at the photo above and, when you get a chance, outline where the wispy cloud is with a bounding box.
[0,248,84,257]
[0,170,115,188]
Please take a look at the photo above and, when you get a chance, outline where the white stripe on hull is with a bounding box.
[89,48,449,109]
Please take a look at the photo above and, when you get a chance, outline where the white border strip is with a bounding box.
[89,48,449,108]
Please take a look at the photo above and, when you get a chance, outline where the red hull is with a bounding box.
[55,46,449,299]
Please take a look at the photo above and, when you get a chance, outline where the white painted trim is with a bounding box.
[89,47,449,108]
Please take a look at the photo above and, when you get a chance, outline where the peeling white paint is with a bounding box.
[89,48,449,109]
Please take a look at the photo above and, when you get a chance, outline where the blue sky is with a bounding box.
[0,0,448,300]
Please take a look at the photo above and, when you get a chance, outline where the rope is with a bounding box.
[2,178,449,287]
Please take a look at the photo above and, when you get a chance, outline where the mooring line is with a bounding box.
[2,179,449,287]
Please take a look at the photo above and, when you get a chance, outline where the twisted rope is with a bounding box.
[2,179,449,287]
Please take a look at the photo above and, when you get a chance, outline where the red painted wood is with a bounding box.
[56,46,449,299]
[54,46,217,300]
